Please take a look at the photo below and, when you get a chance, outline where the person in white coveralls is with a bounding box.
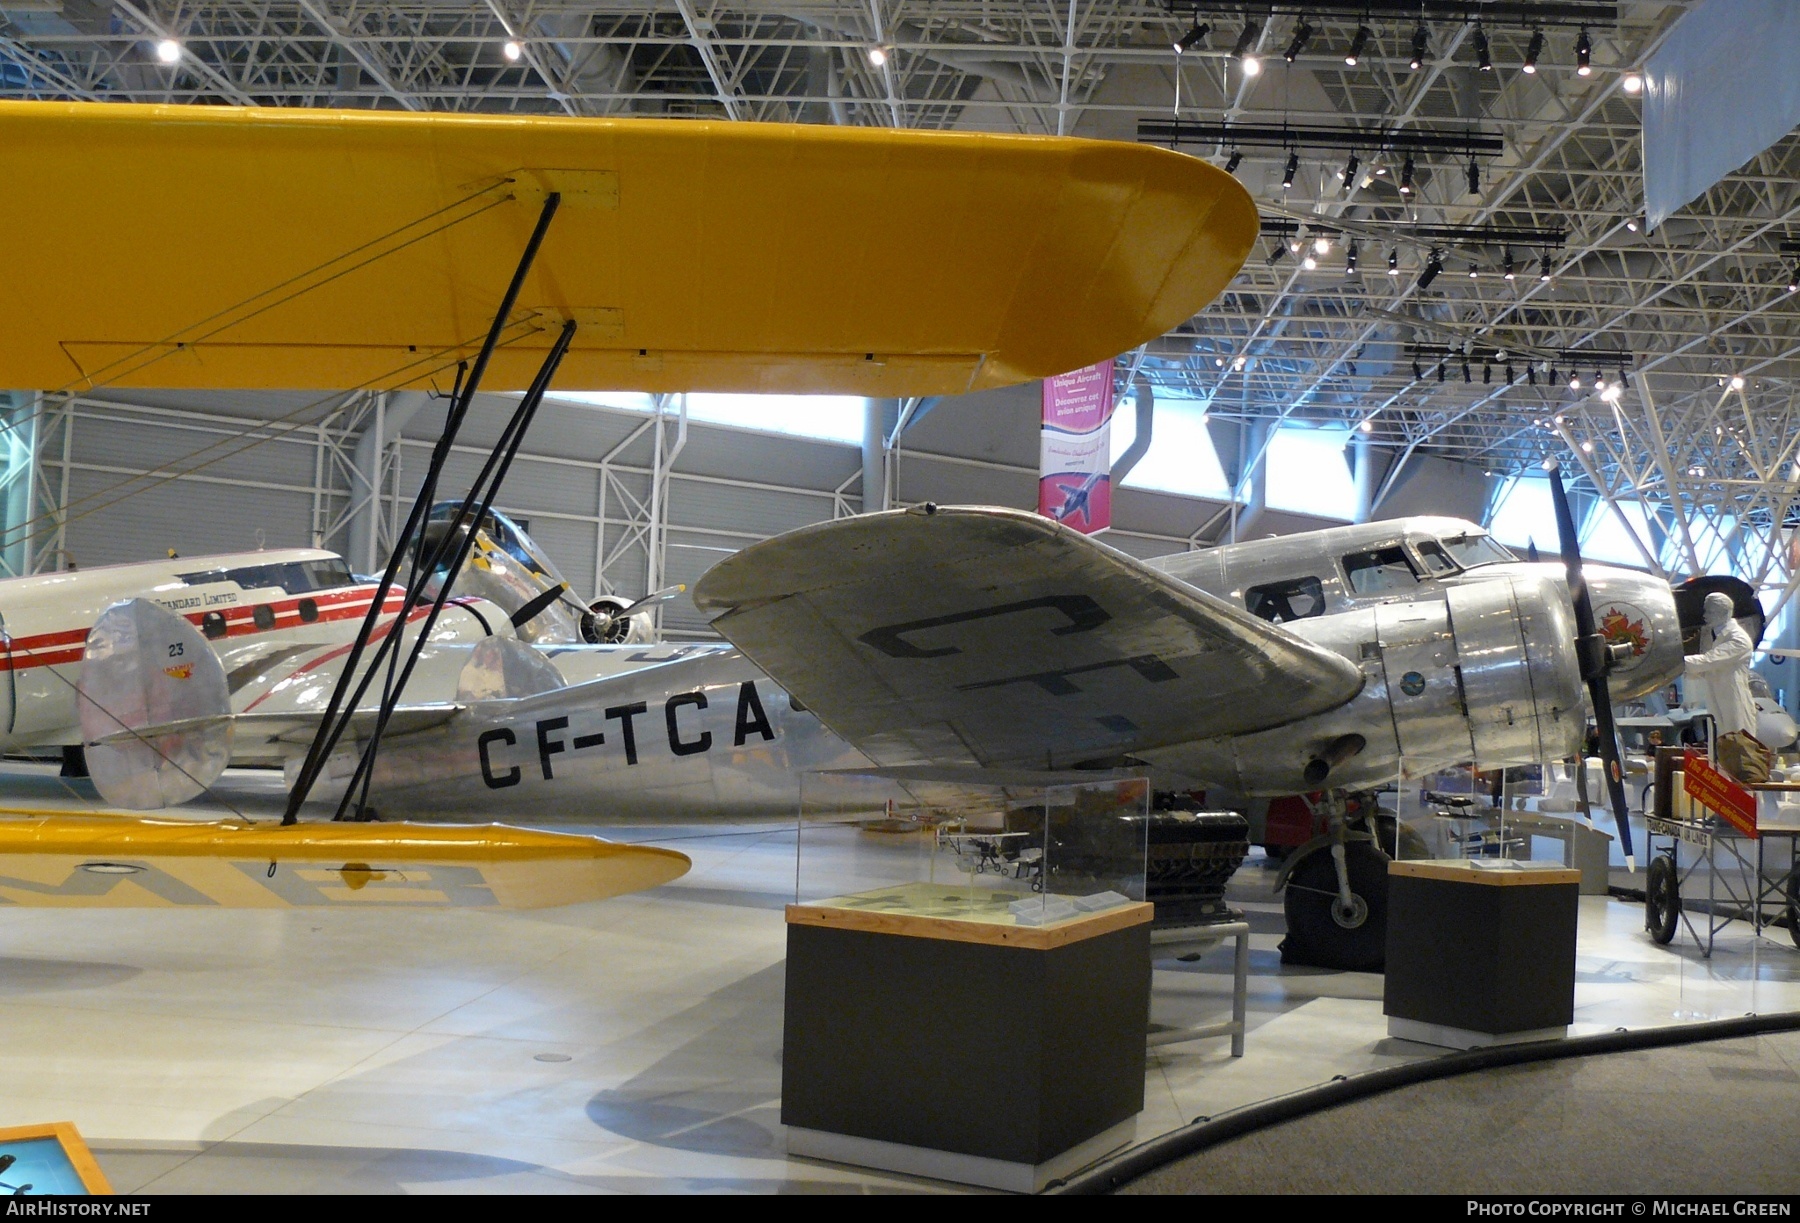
[1683,591,1756,738]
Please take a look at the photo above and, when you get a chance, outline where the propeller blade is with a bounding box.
[1546,462,1636,866]
[619,583,688,618]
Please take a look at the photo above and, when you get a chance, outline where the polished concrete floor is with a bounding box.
[1,764,1797,1194]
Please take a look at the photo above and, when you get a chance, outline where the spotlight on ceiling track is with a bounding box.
[1417,249,1442,290]
[503,39,523,62]
[1626,217,1639,233]
[867,45,888,66]
[1503,249,1517,280]
[1340,152,1359,183]
[1787,265,1799,293]
[1345,241,1359,274]
[1313,235,1331,256]
[1231,20,1260,59]
[1412,359,1424,380]
[1506,363,1516,384]
[1731,375,1746,390]
[1576,28,1592,76]
[1483,363,1492,385]
[1474,26,1491,72]
[1527,365,1537,386]
[1467,156,1481,195]
[1540,253,1554,282]
[1267,243,1286,266]
[1399,155,1415,194]
[155,37,180,63]
[1437,362,1447,383]
[1282,151,1299,189]
[1302,253,1318,270]
[1388,249,1400,276]
[1463,361,1473,384]
[1359,418,1373,433]
[1623,71,1643,95]
[1224,149,1243,174]
[1345,25,1370,66]
[1284,20,1313,62]
[1522,29,1544,75]
[1242,54,1262,76]
[1409,22,1428,70]
[1468,264,1479,279]
[1174,21,1209,54]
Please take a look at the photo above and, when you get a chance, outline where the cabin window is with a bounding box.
[1245,576,1327,623]
[1342,546,1419,594]
[1415,540,1459,575]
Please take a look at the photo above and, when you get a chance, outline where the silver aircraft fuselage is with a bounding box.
[337,515,1685,815]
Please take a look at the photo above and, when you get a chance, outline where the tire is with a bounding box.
[1646,855,1680,945]
[1280,840,1391,972]
[1372,815,1430,861]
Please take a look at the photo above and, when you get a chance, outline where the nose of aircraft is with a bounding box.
[1582,564,1686,700]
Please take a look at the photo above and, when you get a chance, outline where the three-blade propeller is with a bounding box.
[1545,462,1637,866]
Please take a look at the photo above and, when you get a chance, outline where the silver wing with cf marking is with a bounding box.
[691,505,1364,769]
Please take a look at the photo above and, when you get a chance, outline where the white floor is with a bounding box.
[1,764,1797,1194]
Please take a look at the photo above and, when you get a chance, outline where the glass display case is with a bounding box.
[794,766,1150,929]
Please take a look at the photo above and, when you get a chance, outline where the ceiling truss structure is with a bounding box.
[4,0,1799,585]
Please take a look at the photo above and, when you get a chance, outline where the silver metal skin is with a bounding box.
[352,646,869,821]
[1141,574,1587,795]
[1154,515,1685,702]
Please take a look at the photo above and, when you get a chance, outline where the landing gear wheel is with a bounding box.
[1786,872,1800,951]
[1280,840,1390,971]
[1646,855,1680,945]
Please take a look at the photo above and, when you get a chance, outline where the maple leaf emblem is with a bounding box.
[1600,608,1648,657]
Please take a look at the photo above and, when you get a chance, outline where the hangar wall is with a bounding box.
[31,388,1495,640]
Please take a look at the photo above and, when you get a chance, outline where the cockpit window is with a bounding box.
[176,558,355,595]
[1342,546,1419,595]
[1246,576,1326,623]
[1440,533,1515,568]
[1415,540,1459,575]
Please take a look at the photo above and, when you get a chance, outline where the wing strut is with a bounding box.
[281,190,563,824]
[334,316,577,820]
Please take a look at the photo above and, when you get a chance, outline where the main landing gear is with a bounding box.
[1275,790,1392,972]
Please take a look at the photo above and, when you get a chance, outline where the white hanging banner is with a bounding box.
[1644,0,1800,232]
[1038,360,1117,535]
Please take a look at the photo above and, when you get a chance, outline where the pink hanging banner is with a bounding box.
[1038,359,1117,534]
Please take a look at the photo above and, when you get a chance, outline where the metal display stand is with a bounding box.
[1147,921,1250,1057]
[1644,750,1800,957]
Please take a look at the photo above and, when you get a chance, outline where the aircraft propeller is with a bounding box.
[1545,461,1637,868]
[583,584,687,643]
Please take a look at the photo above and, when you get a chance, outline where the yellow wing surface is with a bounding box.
[0,814,689,908]
[0,102,1257,396]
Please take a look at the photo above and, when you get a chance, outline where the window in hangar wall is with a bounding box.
[1107,396,1232,501]
[1486,475,1560,553]
[1264,426,1359,521]
[553,392,867,446]
[1579,499,1659,569]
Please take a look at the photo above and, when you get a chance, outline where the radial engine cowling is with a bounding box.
[1159,573,1586,795]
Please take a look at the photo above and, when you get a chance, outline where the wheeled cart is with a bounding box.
[1643,794,1800,957]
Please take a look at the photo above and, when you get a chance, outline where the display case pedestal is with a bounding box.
[1383,859,1581,1051]
[781,896,1153,1193]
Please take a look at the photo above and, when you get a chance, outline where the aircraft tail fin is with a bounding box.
[77,598,234,810]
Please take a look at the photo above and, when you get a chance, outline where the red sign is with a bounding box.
[1683,750,1758,838]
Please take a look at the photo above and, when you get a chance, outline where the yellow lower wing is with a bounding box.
[0,814,689,909]
[0,101,1255,397]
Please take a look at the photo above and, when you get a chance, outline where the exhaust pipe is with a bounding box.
[1303,733,1367,787]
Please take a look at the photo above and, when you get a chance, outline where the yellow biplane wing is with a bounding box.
[0,813,689,909]
[0,101,1256,397]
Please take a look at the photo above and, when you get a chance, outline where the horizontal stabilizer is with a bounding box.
[0,814,690,908]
